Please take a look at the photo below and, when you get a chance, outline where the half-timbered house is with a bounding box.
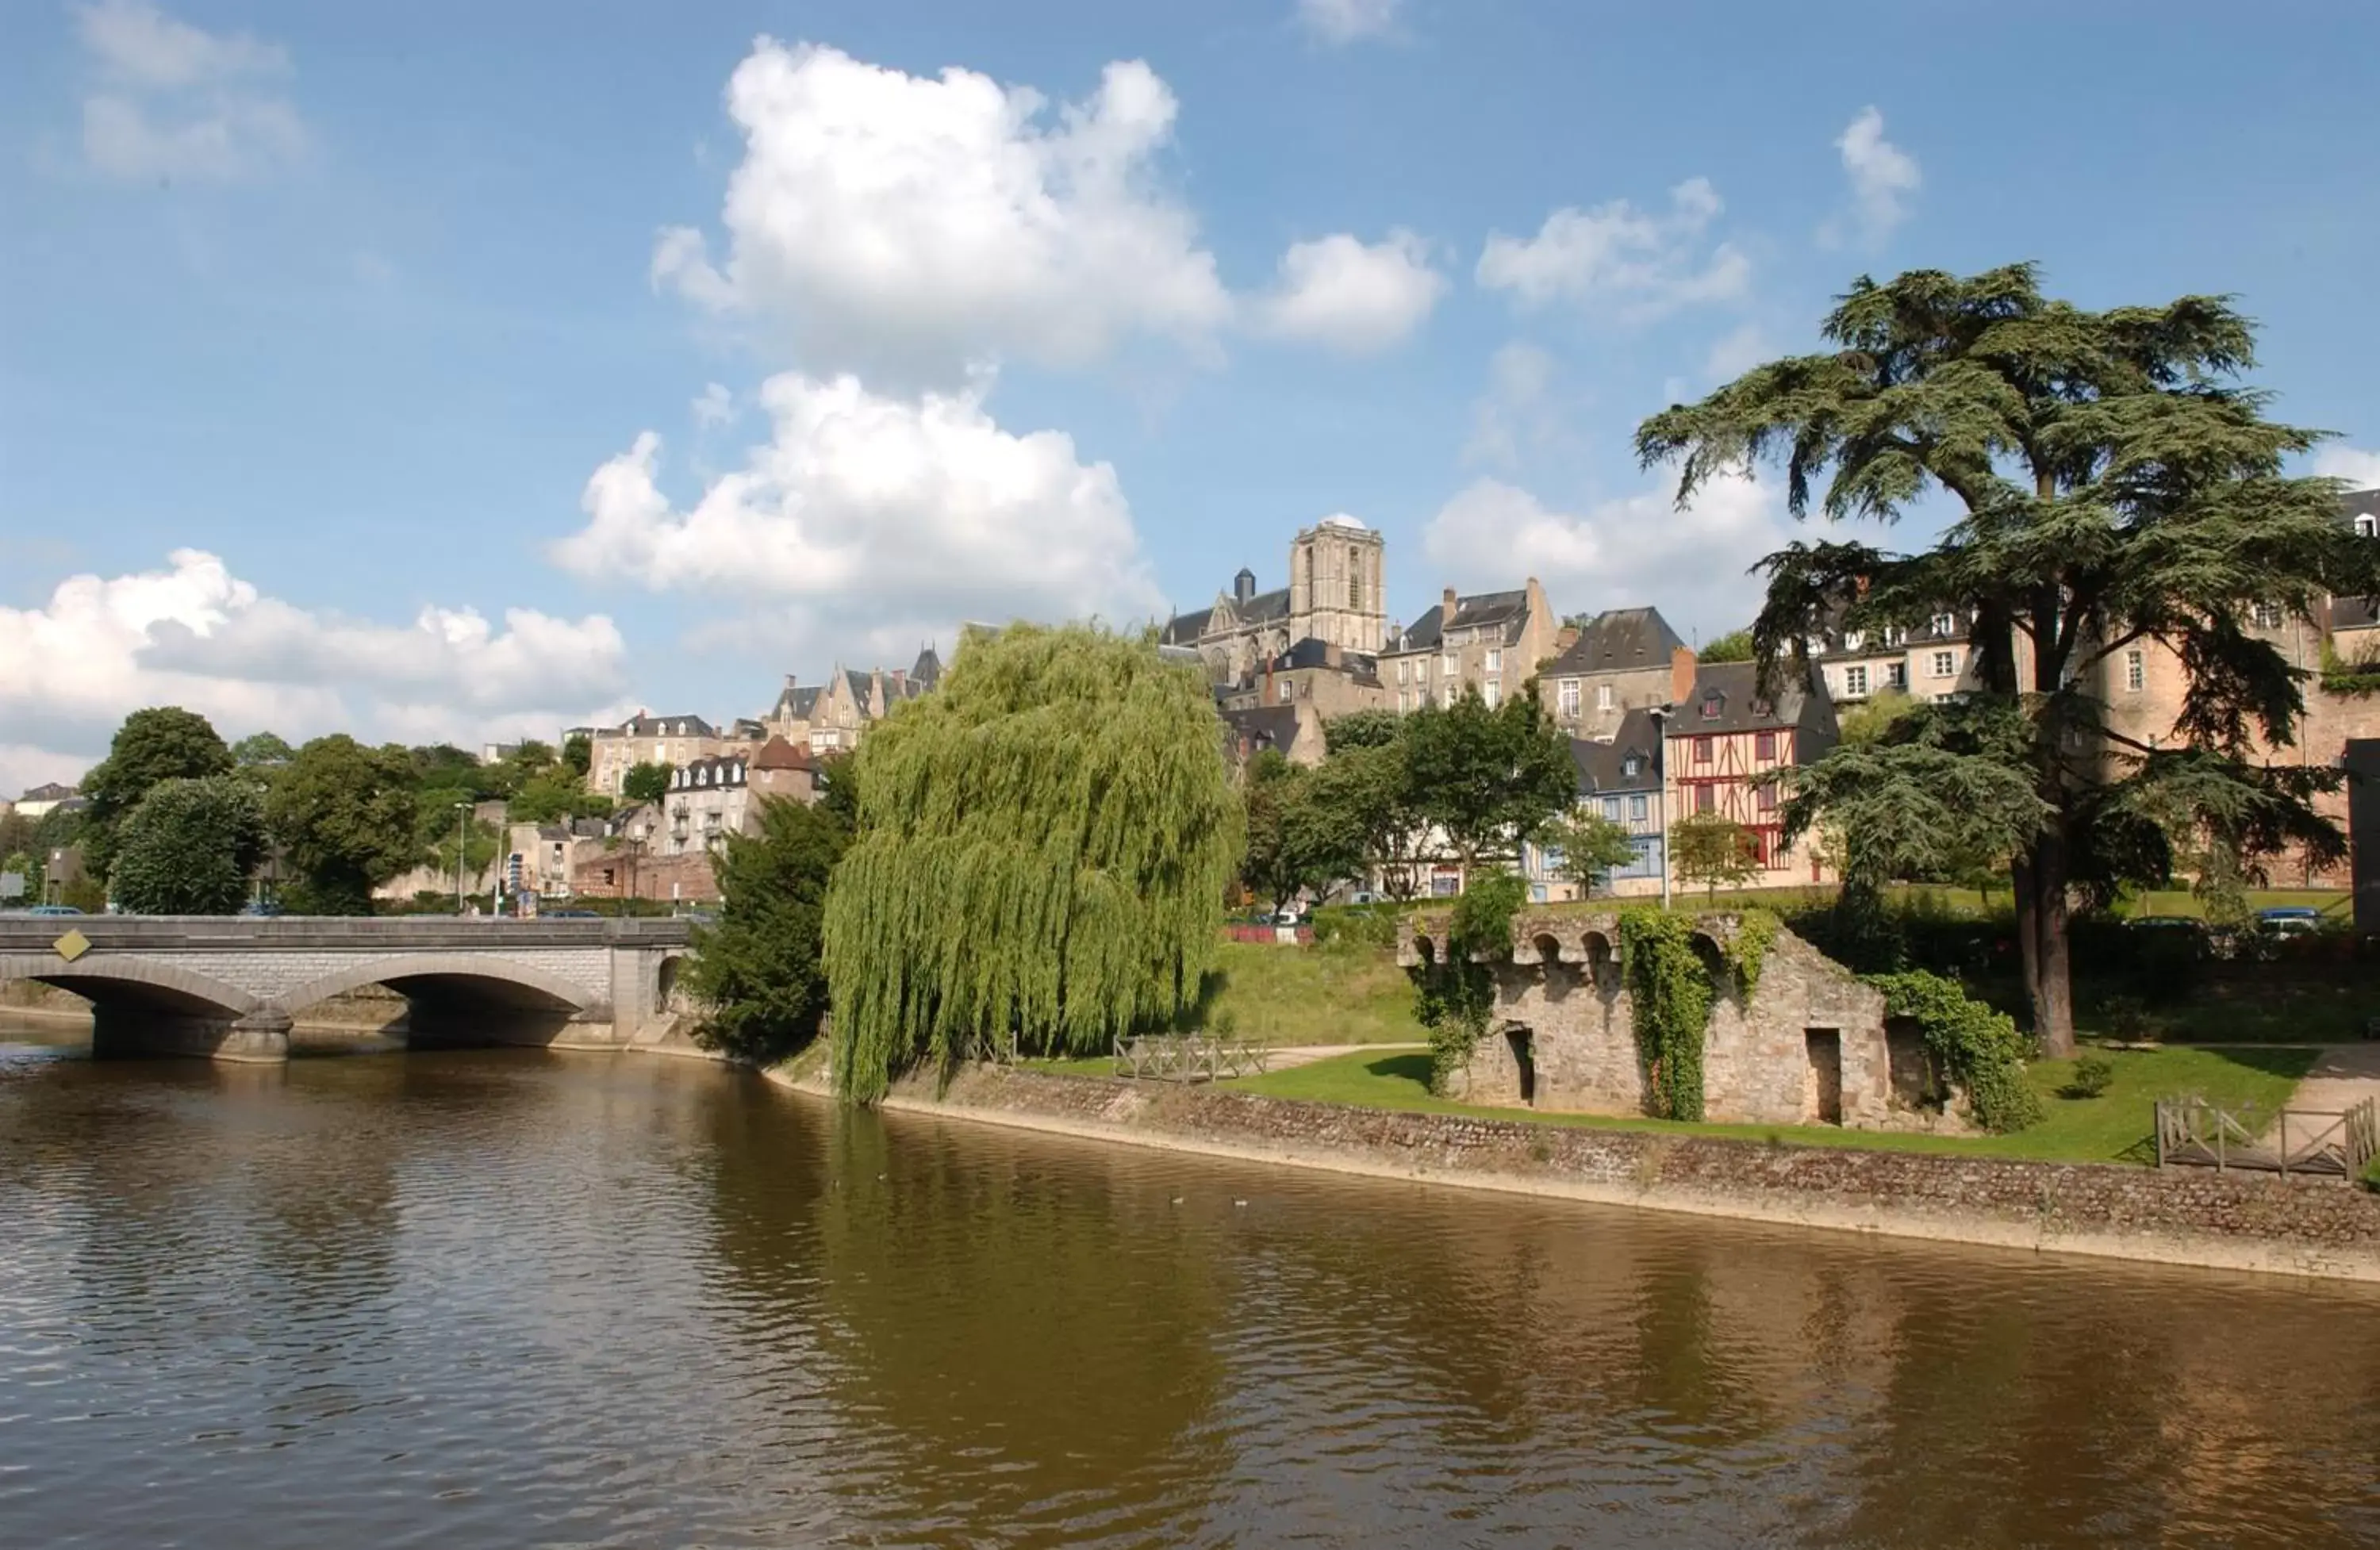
[1664,661,1838,887]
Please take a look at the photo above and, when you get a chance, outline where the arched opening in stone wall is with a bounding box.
[280,957,592,1050]
[1581,930,1615,989]
[656,954,682,1012]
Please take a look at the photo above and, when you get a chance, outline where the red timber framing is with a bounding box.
[1672,724,1798,872]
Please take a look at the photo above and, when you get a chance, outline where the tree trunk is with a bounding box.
[2021,829,2077,1057]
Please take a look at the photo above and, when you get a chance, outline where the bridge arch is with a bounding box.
[0,955,260,1019]
[276,954,594,1019]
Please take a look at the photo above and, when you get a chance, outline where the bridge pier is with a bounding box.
[91,1006,291,1065]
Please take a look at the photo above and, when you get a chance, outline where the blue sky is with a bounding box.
[6,0,2379,790]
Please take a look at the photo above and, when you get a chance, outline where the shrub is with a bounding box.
[1866,969,2044,1134]
[2064,1056,2117,1099]
[1309,902,1403,950]
[1408,872,1526,1095]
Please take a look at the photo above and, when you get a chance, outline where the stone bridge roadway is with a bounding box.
[0,916,692,1063]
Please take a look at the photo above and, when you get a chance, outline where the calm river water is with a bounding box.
[2,1022,2377,1548]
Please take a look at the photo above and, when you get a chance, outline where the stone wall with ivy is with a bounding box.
[1401,907,1897,1130]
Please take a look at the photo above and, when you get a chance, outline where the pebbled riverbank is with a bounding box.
[766,1058,2380,1283]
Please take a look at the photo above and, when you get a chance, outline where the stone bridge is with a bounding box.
[0,916,693,1063]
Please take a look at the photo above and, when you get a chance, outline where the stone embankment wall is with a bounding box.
[770,1061,2380,1283]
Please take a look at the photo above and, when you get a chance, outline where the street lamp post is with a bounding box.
[452,800,470,913]
[1649,703,1672,910]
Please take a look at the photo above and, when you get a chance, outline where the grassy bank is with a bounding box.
[1221,1044,2317,1165]
[1199,938,1424,1045]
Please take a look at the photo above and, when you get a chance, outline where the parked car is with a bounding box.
[25,904,83,916]
[239,899,285,917]
[541,908,601,919]
[2255,906,2322,939]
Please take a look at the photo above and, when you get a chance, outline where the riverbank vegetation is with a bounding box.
[685,773,853,1065]
[1224,1043,2315,1165]
[823,626,1242,1103]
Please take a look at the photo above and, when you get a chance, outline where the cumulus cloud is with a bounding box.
[74,0,306,181]
[1296,0,1403,44]
[2316,446,2380,491]
[1254,229,1444,353]
[651,41,1230,385]
[1476,178,1749,320]
[1420,466,1785,636]
[691,382,735,429]
[0,550,631,790]
[553,370,1165,662]
[1823,106,1920,247]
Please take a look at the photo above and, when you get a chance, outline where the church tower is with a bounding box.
[1288,516,1388,654]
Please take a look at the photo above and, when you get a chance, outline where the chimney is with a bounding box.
[1441,585,1459,620]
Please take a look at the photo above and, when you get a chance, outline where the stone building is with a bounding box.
[1522,712,1667,903]
[1399,910,1901,1126]
[1378,578,1560,714]
[764,647,941,755]
[588,713,749,799]
[1219,703,1326,769]
[1161,516,1388,685]
[1540,608,1695,740]
[1215,636,1389,722]
[1666,661,1838,887]
[1810,608,1981,707]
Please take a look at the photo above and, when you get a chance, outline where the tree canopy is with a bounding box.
[81,707,233,881]
[110,776,267,915]
[267,735,420,914]
[1238,750,1366,914]
[622,761,673,803]
[1668,810,1760,900]
[1399,685,1576,868]
[1697,628,1755,663]
[823,625,1241,1103]
[232,731,294,767]
[686,790,852,1065]
[1541,808,1641,895]
[1637,263,2378,1053]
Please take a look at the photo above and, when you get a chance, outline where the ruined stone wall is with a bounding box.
[1403,910,1894,1129]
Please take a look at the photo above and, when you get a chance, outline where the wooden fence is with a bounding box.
[2154,1095,2378,1179]
[1112,1034,1271,1084]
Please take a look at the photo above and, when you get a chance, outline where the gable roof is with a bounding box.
[611,712,718,739]
[910,644,943,688]
[1220,704,1303,757]
[1544,607,1685,677]
[1266,636,1383,685]
[1569,708,1664,794]
[751,735,814,772]
[1161,584,1294,646]
[1672,660,1829,739]
[1390,587,1532,653]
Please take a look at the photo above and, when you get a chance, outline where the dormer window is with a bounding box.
[1622,756,1641,778]
[2358,514,2378,539]
[1842,630,1864,651]
[1699,693,1722,720]
[1932,612,1957,637]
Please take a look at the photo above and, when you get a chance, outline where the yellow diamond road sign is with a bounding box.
[54,929,90,962]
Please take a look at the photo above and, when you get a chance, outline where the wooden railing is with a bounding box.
[1112,1034,1271,1084]
[2155,1096,2378,1179]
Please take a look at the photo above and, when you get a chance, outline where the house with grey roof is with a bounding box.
[1665,661,1839,889]
[1376,578,1558,716]
[1539,607,1695,741]
[1522,708,1668,903]
[1161,517,1388,685]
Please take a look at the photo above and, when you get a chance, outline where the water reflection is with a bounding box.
[0,1025,2375,1548]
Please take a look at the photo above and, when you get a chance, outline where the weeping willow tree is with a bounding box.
[824,625,1243,1103]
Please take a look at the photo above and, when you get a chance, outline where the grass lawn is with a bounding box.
[1216,1043,2318,1165]
[1196,938,1425,1045]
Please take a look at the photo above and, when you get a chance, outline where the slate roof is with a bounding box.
[771,681,823,721]
[17,781,75,803]
[1811,605,1971,662]
[1569,708,1664,795]
[1389,588,1532,653]
[2340,486,2380,528]
[1161,585,1294,646]
[1220,704,1302,756]
[1266,636,1383,685]
[2332,596,2380,631]
[910,644,944,689]
[612,712,719,739]
[1544,608,1685,677]
[1672,660,1836,746]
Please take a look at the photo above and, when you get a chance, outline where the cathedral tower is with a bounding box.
[1288,516,1388,654]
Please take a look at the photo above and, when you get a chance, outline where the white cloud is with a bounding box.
[1254,229,1444,353]
[651,41,1230,385]
[2316,446,2380,490]
[1420,466,1785,636]
[1824,106,1920,247]
[1462,342,1564,470]
[74,1,306,182]
[1296,0,1403,45]
[553,370,1164,659]
[0,551,631,785]
[1476,178,1749,320]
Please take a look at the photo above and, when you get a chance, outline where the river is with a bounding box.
[2,1022,2376,1548]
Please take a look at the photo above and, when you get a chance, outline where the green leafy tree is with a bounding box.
[267,736,420,914]
[1835,686,1921,748]
[1318,710,1427,899]
[506,772,612,826]
[823,625,1242,1103]
[81,707,233,881]
[1669,810,1760,900]
[622,761,673,803]
[1541,808,1641,895]
[1698,628,1755,663]
[109,776,267,915]
[685,793,852,1064]
[1638,263,2376,1053]
[1399,686,1576,873]
[562,733,593,780]
[231,731,294,767]
[1239,751,1367,915]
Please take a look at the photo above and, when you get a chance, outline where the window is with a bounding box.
[2251,601,2284,630]
[1886,662,1907,689]
[1396,660,1408,685]
[1441,650,1456,676]
[1757,783,1779,812]
[1485,648,1503,673]
[1932,612,1957,637]
[1754,731,1776,761]
[1630,794,1648,822]
[1623,756,1641,778]
[1349,568,1361,609]
[1441,683,1456,708]
[1695,784,1715,813]
[2359,515,2378,539]
[1931,650,1956,679]
[1596,683,1614,711]
[1842,629,1864,651]
[1304,547,1315,597]
[1700,693,1722,720]
[1844,664,1869,696]
[2125,649,2145,692]
[1277,678,1293,704]
[1693,735,1714,765]
[1482,681,1501,709]
[1883,625,1906,647]
[1602,796,1622,820]
[1558,678,1580,717]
